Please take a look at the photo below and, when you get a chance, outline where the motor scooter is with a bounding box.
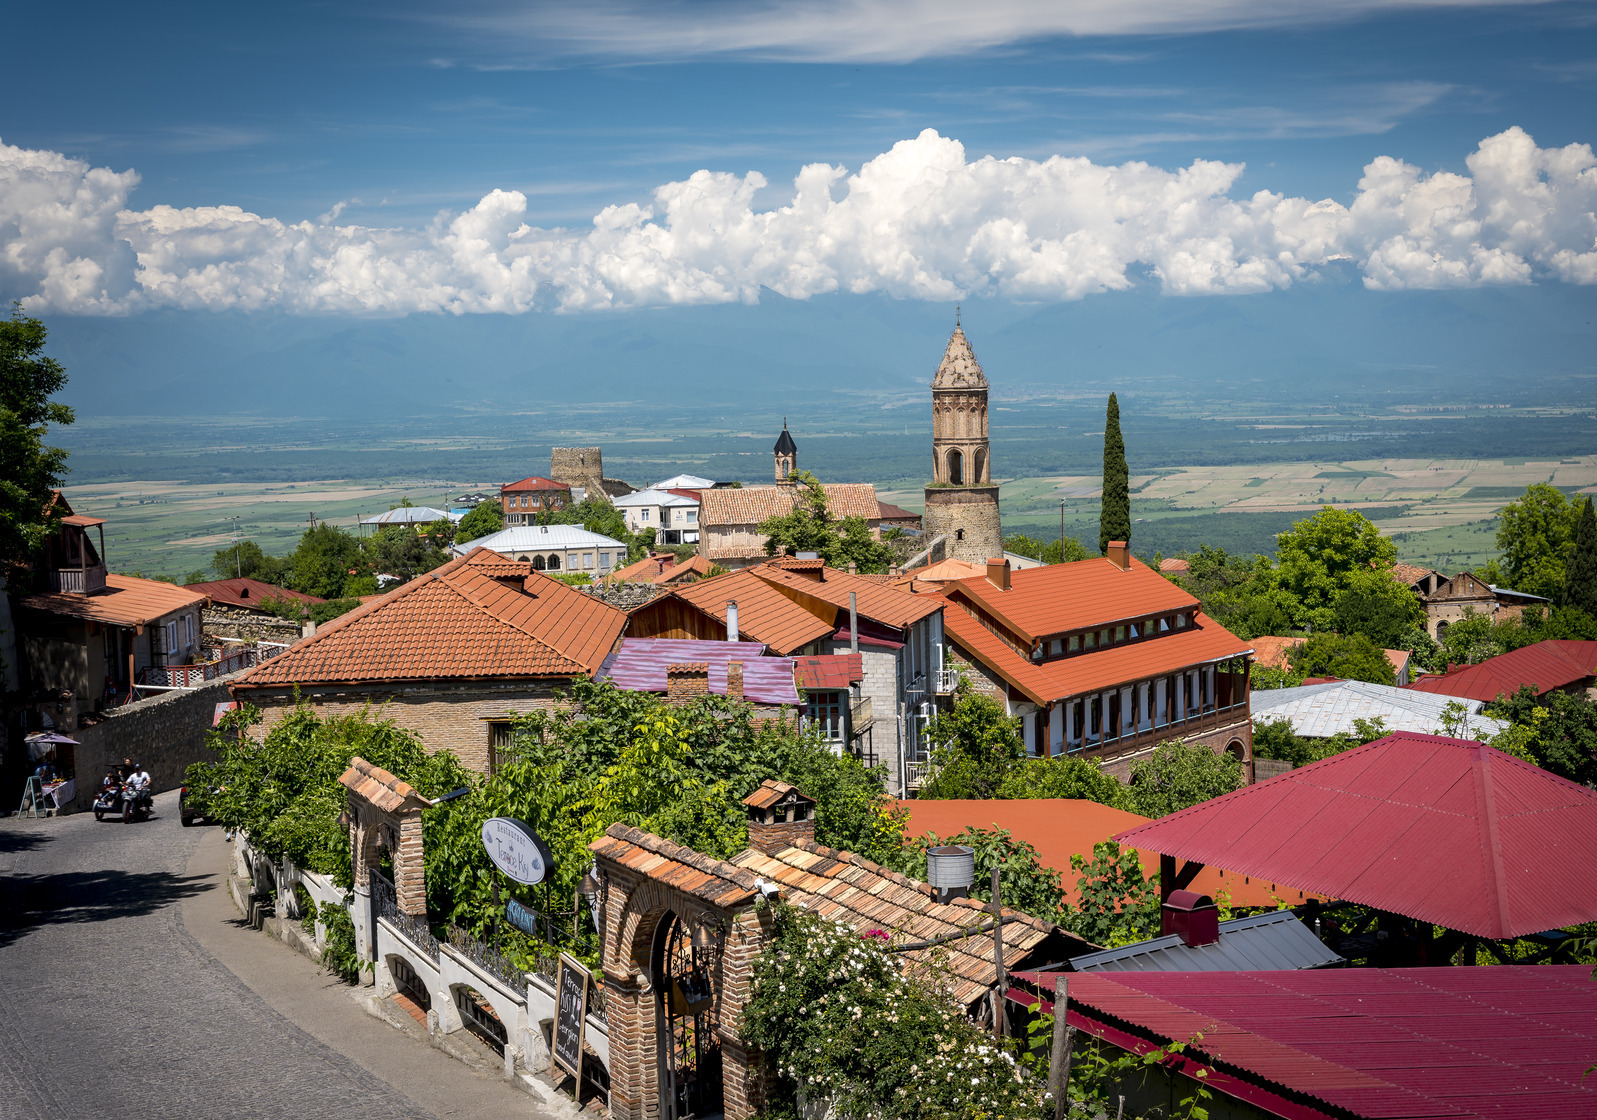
[94,784,152,822]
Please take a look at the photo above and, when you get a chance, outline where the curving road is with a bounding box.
[0,791,542,1119]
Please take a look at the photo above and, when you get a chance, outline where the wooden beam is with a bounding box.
[1158,854,1204,903]
[1048,974,1075,1120]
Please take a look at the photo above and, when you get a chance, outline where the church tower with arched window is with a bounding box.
[923,318,1003,562]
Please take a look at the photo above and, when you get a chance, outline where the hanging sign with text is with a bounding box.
[480,817,552,886]
[552,952,589,1083]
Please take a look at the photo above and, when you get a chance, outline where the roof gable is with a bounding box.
[947,556,1199,644]
[750,562,940,630]
[660,568,837,654]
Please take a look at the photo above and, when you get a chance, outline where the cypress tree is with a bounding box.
[1099,392,1130,555]
[1564,496,1597,615]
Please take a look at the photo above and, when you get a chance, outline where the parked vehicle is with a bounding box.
[179,784,217,827]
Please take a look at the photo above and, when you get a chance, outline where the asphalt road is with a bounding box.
[0,792,544,1119]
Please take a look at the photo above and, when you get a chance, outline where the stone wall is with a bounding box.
[201,604,304,645]
[64,671,245,810]
[923,485,1003,564]
[243,680,565,773]
[550,446,609,501]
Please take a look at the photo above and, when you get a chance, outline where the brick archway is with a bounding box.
[339,757,430,918]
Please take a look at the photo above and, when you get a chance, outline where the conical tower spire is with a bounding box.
[933,324,987,390]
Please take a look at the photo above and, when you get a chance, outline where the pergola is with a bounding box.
[1114,732,1597,943]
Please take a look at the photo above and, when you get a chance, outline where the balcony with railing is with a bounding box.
[850,695,874,733]
[135,639,290,690]
[48,565,107,595]
[933,667,960,694]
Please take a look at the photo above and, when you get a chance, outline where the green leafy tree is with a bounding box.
[364,524,449,584]
[1287,631,1396,685]
[1099,392,1129,555]
[0,304,74,570]
[1437,608,1501,667]
[1171,546,1299,640]
[256,592,311,621]
[1332,566,1426,648]
[1564,496,1597,616]
[758,470,895,573]
[1274,507,1397,631]
[994,754,1130,808]
[287,522,367,599]
[1496,483,1580,600]
[308,598,362,624]
[1003,533,1091,565]
[917,688,1024,800]
[1251,717,1328,767]
[454,500,503,544]
[1058,841,1160,947]
[1125,740,1243,818]
[210,539,290,584]
[1485,685,1597,785]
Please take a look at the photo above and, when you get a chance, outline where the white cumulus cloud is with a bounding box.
[1,126,1594,316]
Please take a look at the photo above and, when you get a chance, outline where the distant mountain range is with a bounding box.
[42,276,1596,420]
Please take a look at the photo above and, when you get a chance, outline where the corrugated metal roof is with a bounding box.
[1062,966,1597,1120]
[1064,910,1344,973]
[360,506,453,525]
[612,488,699,509]
[655,473,717,489]
[596,638,799,705]
[185,577,324,610]
[1113,732,1597,938]
[1252,680,1506,739]
[1405,640,1597,703]
[448,524,627,556]
[793,653,863,691]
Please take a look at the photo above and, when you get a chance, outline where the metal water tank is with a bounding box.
[925,844,976,893]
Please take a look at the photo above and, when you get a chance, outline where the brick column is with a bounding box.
[604,969,656,1120]
[726,661,744,703]
[666,663,710,704]
[396,808,427,917]
[717,910,770,1120]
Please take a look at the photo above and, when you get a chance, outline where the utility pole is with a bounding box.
[232,517,243,578]
[990,865,1006,1041]
[1059,499,1066,565]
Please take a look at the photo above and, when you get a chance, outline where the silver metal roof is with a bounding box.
[360,506,456,525]
[1069,910,1344,974]
[655,473,717,490]
[448,524,626,555]
[1250,679,1506,739]
[613,488,699,509]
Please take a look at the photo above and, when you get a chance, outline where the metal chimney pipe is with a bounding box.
[725,600,738,641]
[849,592,858,653]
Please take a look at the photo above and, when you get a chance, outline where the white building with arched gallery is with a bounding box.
[449,524,627,575]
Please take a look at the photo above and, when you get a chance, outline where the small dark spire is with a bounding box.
[774,420,797,456]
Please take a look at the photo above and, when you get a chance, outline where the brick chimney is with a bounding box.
[726,661,744,703]
[1106,541,1130,571]
[666,662,710,703]
[986,557,1011,590]
[742,780,816,855]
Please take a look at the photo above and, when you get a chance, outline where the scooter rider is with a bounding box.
[127,763,152,795]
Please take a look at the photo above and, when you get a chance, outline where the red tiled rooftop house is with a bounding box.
[499,476,571,526]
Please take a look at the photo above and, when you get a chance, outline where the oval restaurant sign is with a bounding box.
[480,817,552,886]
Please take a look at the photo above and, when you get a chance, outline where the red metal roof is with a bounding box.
[1059,966,1597,1120]
[945,555,1199,643]
[793,653,863,691]
[597,637,800,705]
[185,578,325,610]
[501,476,569,492]
[1113,732,1597,938]
[1405,640,1597,703]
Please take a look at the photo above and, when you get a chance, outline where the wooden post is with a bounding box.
[991,865,1006,1040]
[1049,974,1075,1120]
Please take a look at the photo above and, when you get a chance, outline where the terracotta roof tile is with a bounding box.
[18,574,208,628]
[750,562,941,630]
[947,555,1199,643]
[588,824,757,906]
[661,568,836,654]
[501,476,569,492]
[699,483,881,528]
[338,757,430,814]
[233,547,627,689]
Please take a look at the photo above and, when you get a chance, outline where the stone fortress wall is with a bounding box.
[923,485,1003,563]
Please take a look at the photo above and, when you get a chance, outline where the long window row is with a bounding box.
[1026,656,1250,757]
[1034,611,1193,662]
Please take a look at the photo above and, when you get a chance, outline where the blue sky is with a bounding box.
[1,1,1595,331]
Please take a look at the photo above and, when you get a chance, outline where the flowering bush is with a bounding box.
[742,906,1048,1120]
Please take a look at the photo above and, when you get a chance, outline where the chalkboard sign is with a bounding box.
[552,952,588,1083]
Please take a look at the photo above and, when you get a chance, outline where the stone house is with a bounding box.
[229,547,628,773]
[935,547,1256,783]
[1391,563,1550,641]
[589,781,1083,1120]
[184,577,320,645]
[625,556,943,793]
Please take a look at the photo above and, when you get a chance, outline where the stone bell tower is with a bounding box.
[773,420,798,483]
[923,315,1003,563]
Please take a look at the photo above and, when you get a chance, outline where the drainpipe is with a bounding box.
[725,600,738,641]
[849,592,858,653]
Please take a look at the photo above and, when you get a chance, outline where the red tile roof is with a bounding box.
[1061,966,1597,1120]
[17,575,208,628]
[185,578,324,611]
[943,604,1252,706]
[338,756,430,814]
[1403,640,1597,703]
[945,556,1200,644]
[501,476,569,492]
[590,824,760,908]
[233,547,627,689]
[877,500,921,521]
[793,653,863,691]
[898,799,1312,909]
[1250,635,1304,671]
[1113,732,1597,938]
[1158,557,1189,572]
[665,568,838,654]
[751,561,941,630]
[1391,561,1439,586]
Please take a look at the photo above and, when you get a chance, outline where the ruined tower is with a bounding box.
[922,320,1002,563]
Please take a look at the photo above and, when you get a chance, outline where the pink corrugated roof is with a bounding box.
[1113,732,1597,938]
[597,638,799,705]
[1405,640,1597,703]
[1063,967,1597,1120]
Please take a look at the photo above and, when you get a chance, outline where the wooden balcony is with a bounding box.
[48,565,107,595]
[1061,699,1250,761]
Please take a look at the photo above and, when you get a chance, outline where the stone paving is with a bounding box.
[0,793,537,1119]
